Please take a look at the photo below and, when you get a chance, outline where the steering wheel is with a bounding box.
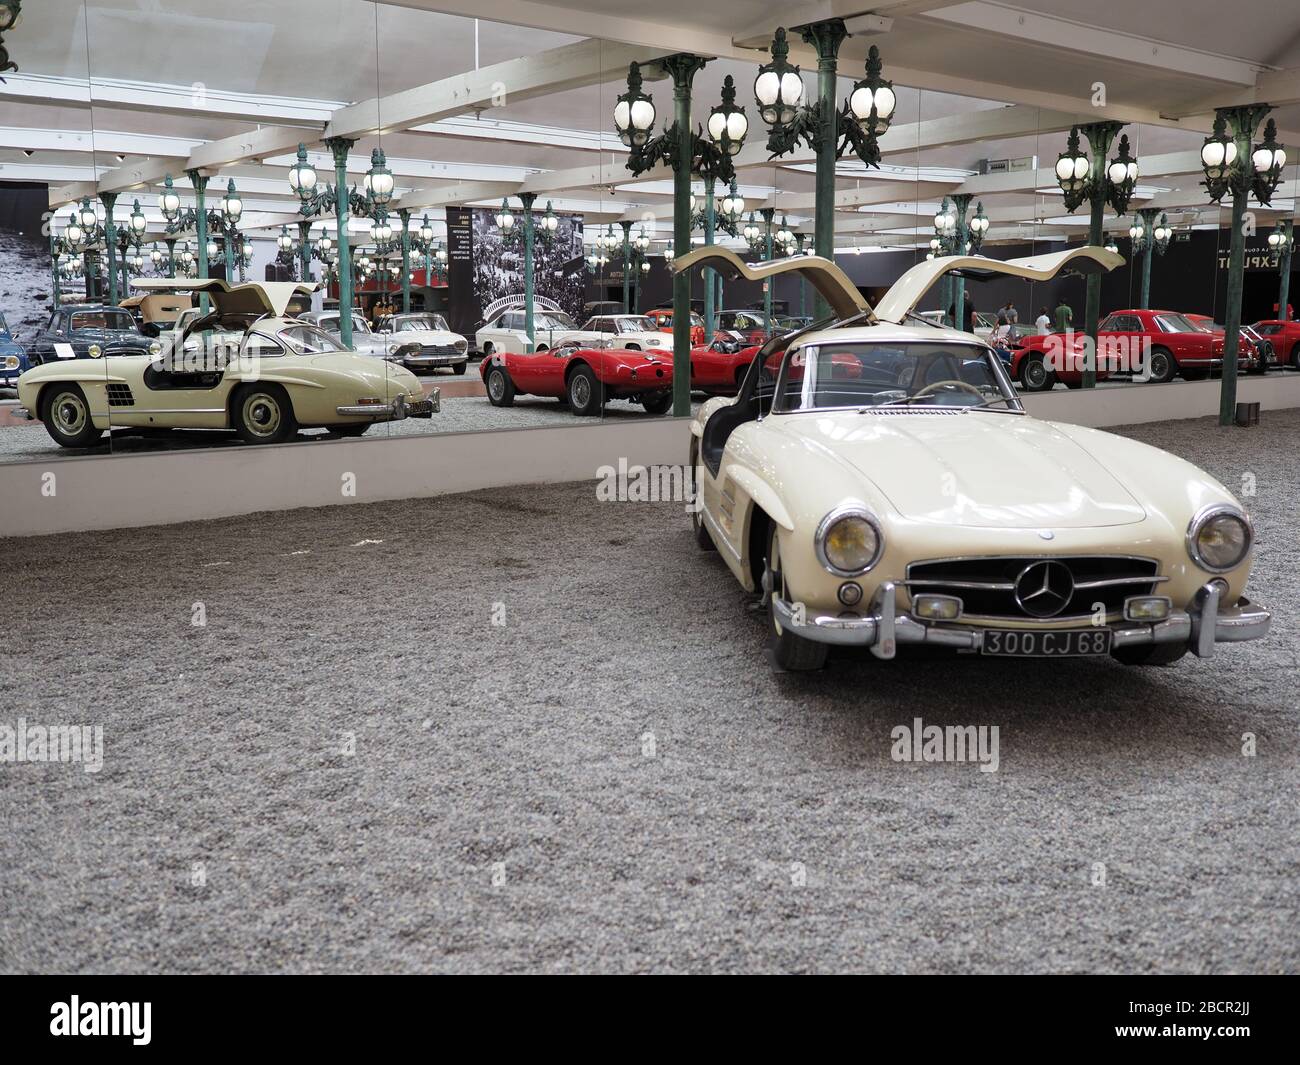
[913,379,983,399]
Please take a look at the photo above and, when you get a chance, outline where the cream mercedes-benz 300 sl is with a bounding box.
[16,279,438,448]
[676,246,1270,672]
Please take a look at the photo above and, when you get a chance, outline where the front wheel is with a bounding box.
[567,365,604,416]
[40,383,103,448]
[485,364,515,407]
[1112,643,1187,666]
[453,362,467,376]
[232,384,297,444]
[1147,347,1176,383]
[641,391,672,416]
[766,523,828,671]
[1018,354,1055,391]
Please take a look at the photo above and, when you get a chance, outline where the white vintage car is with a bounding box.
[374,312,469,374]
[558,314,673,352]
[298,309,415,364]
[16,279,438,447]
[474,295,580,355]
[677,246,1270,671]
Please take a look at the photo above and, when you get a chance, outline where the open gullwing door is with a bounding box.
[871,245,1124,325]
[671,246,870,322]
[130,278,320,318]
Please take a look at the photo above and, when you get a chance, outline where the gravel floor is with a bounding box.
[0,411,1296,974]
[0,394,690,461]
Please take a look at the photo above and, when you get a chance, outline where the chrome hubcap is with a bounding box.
[488,371,505,401]
[243,393,281,437]
[54,394,87,435]
[1025,361,1046,386]
[1151,353,1169,379]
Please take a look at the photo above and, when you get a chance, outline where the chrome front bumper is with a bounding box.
[771,580,1270,660]
[336,389,440,420]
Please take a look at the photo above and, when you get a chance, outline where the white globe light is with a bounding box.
[1055,156,1074,181]
[754,70,780,107]
[614,99,630,131]
[1224,141,1238,166]
[707,111,726,141]
[1108,160,1128,185]
[1201,140,1225,168]
[1126,161,1139,182]
[1252,146,1276,172]
[1073,156,1090,180]
[874,85,896,120]
[727,112,748,143]
[630,98,655,131]
[780,71,804,109]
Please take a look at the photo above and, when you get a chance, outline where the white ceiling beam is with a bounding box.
[394,180,523,211]
[922,3,1261,88]
[325,39,667,140]
[1162,67,1300,118]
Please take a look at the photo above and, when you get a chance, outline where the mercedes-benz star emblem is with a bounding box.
[1014,560,1075,618]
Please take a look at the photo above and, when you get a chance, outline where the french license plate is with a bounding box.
[981,628,1112,657]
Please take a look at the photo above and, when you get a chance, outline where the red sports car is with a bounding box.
[646,307,705,346]
[690,335,761,394]
[1005,331,1118,391]
[1251,320,1300,368]
[1012,308,1256,388]
[479,338,673,416]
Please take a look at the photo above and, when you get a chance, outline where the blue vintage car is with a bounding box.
[24,304,159,366]
[0,311,31,388]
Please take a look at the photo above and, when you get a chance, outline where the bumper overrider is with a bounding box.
[771,580,1270,659]
[336,389,440,420]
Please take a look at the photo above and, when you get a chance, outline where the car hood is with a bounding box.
[771,411,1148,529]
[386,329,464,345]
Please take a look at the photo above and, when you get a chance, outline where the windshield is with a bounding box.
[773,341,1020,414]
[536,312,576,331]
[1156,313,1200,333]
[72,309,137,332]
[394,314,449,332]
[320,315,369,333]
[614,316,657,333]
[277,324,347,354]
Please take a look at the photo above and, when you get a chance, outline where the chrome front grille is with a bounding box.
[904,555,1163,621]
[419,344,463,356]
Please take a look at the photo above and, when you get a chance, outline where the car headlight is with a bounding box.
[646,338,661,346]
[87,344,103,359]
[1,356,18,371]
[1186,504,1252,572]
[388,343,399,355]
[815,507,883,577]
[148,340,162,356]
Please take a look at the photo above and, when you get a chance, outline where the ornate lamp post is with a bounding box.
[1055,124,1138,386]
[758,24,894,309]
[1201,108,1285,424]
[930,196,986,326]
[289,140,391,346]
[616,55,747,415]
[494,195,555,352]
[1267,219,1294,320]
[1127,208,1171,309]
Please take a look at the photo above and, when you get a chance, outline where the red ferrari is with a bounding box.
[480,338,673,416]
[1012,308,1257,388]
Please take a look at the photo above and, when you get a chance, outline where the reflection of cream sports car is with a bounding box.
[16,279,438,448]
[678,246,1270,672]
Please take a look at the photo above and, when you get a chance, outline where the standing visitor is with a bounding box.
[1054,298,1074,333]
[1036,306,1051,334]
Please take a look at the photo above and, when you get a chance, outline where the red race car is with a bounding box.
[690,334,761,394]
[1251,320,1300,368]
[1005,331,1118,391]
[1012,308,1257,388]
[1185,313,1276,372]
[479,338,673,416]
[646,307,705,345]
